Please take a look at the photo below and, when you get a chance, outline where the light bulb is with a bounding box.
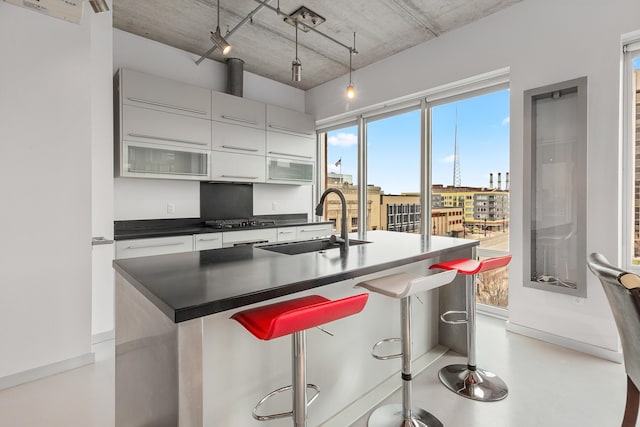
[346,83,355,99]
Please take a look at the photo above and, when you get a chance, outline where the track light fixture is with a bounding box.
[211,0,232,55]
[346,33,356,99]
[291,20,302,82]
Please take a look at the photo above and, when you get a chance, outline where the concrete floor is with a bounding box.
[0,315,632,427]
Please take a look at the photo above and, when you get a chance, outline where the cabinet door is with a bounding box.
[210,151,266,183]
[122,105,211,149]
[120,141,209,180]
[212,121,265,155]
[266,104,314,136]
[266,131,315,160]
[296,224,333,240]
[115,235,193,259]
[276,227,298,242]
[120,68,211,119]
[194,233,223,251]
[212,91,265,129]
[266,157,313,184]
[223,229,277,246]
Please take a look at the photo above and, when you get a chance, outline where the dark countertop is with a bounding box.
[114,216,333,240]
[113,231,477,323]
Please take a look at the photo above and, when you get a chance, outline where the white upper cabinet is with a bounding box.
[211,121,265,155]
[120,68,211,119]
[122,105,211,149]
[210,151,266,183]
[212,91,266,129]
[266,104,315,137]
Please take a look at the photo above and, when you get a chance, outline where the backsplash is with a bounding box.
[114,178,313,221]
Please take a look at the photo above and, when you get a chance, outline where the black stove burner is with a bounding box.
[205,218,276,229]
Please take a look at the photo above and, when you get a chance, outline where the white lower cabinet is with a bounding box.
[296,224,333,240]
[276,228,298,242]
[210,151,266,183]
[194,233,223,251]
[222,229,277,247]
[115,235,193,259]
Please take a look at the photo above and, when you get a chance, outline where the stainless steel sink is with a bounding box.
[258,238,370,255]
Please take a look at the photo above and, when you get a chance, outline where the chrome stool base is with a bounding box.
[368,404,443,427]
[438,364,508,402]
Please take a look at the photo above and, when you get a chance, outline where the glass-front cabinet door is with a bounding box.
[266,157,313,184]
[121,142,210,180]
[523,77,587,297]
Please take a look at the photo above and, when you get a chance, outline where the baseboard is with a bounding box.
[92,329,114,344]
[505,321,623,364]
[0,352,95,391]
[319,345,449,427]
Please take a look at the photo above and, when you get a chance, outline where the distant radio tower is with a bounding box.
[453,107,461,187]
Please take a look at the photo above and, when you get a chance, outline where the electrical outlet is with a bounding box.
[167,203,175,214]
[272,201,278,211]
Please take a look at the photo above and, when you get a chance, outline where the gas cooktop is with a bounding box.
[204,218,277,229]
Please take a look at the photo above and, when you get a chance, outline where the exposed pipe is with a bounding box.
[196,0,273,65]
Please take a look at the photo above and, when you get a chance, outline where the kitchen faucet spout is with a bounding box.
[315,188,349,250]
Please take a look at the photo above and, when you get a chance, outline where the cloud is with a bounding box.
[502,116,510,126]
[442,154,455,163]
[328,132,357,147]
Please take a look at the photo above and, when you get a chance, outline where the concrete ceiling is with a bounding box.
[113,0,521,90]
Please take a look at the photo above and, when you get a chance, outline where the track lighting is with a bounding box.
[291,21,302,82]
[211,0,232,55]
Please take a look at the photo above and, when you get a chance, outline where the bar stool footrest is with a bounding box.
[440,309,468,325]
[371,338,402,360]
[252,383,320,421]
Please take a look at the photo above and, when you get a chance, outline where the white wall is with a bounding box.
[307,0,640,354]
[0,3,94,377]
[113,29,311,221]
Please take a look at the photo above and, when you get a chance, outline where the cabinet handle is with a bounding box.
[279,230,295,234]
[268,177,312,182]
[268,151,313,159]
[127,97,208,116]
[221,115,258,126]
[220,174,260,180]
[128,133,209,146]
[127,242,185,250]
[92,237,114,246]
[221,145,259,152]
[197,237,220,241]
[268,124,314,136]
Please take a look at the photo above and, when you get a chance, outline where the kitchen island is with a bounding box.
[113,231,477,426]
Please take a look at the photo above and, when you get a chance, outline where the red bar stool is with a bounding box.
[355,269,457,427]
[429,255,512,402]
[230,293,368,427]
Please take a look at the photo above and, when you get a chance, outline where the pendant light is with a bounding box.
[346,32,356,99]
[210,0,232,55]
[291,20,302,82]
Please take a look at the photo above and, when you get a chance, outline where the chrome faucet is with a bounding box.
[315,188,349,249]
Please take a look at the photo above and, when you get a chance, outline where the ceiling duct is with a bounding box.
[226,58,244,97]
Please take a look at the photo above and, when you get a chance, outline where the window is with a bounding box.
[430,89,510,309]
[624,41,640,268]
[367,109,421,234]
[318,74,510,312]
[319,125,358,232]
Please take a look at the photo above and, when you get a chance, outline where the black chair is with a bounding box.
[587,253,640,427]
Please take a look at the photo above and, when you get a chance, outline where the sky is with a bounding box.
[326,89,510,194]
